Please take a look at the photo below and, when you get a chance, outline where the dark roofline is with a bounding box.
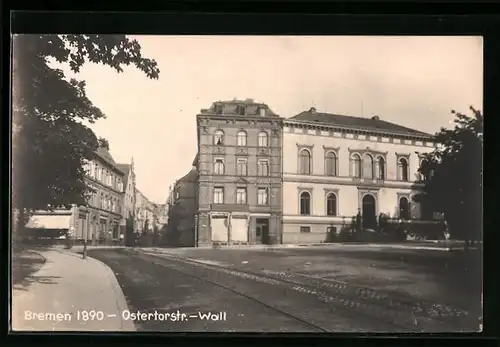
[285,112,433,139]
[93,150,124,176]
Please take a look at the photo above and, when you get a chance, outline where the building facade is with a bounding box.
[116,159,137,237]
[195,99,283,246]
[282,107,436,244]
[135,189,156,233]
[76,146,125,244]
[166,163,198,246]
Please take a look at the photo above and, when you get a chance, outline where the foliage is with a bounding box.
[12,34,160,217]
[417,107,483,243]
[98,137,110,150]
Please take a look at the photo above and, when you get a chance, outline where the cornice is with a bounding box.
[283,119,434,144]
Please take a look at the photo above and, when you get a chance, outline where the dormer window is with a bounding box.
[237,105,245,115]
[215,104,223,114]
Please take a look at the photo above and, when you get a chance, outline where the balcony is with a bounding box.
[210,204,249,212]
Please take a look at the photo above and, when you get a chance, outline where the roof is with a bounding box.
[177,168,198,185]
[289,109,432,137]
[95,146,117,167]
[201,99,280,118]
[116,163,131,186]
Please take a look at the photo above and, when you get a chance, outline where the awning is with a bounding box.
[25,215,71,230]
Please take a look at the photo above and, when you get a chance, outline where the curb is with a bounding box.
[93,257,136,332]
[52,248,136,332]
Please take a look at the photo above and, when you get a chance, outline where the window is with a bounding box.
[300,226,311,233]
[376,157,385,180]
[237,131,247,146]
[326,193,337,216]
[398,158,409,181]
[258,160,269,176]
[300,191,311,215]
[419,159,429,181]
[94,165,100,180]
[257,188,269,205]
[214,159,225,175]
[325,151,337,176]
[299,149,312,175]
[236,158,247,176]
[237,105,245,115]
[101,168,105,183]
[213,187,224,204]
[258,132,268,147]
[350,154,362,178]
[214,130,224,145]
[215,104,223,114]
[399,197,410,220]
[362,154,374,179]
[236,188,247,204]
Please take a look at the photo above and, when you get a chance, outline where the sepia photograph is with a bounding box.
[11,35,483,333]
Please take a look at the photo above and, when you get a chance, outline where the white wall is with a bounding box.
[283,127,434,181]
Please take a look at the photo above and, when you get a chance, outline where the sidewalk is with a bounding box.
[11,248,135,332]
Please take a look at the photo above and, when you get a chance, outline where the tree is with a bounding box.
[417,107,483,249]
[12,35,160,237]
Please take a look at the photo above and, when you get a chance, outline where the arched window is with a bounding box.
[214,130,224,145]
[363,154,374,179]
[214,159,225,175]
[299,149,312,175]
[399,197,410,220]
[326,193,337,216]
[300,191,311,215]
[398,158,409,181]
[325,151,337,176]
[258,131,268,147]
[350,154,361,178]
[376,156,385,180]
[237,131,247,146]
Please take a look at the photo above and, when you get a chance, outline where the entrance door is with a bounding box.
[256,218,270,244]
[362,194,377,229]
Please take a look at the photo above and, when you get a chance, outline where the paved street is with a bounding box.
[89,246,481,333]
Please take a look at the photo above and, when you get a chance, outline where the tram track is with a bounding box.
[131,248,479,332]
[127,249,430,332]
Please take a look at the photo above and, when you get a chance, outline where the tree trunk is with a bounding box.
[12,207,25,250]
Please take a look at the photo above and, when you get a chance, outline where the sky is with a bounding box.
[50,36,483,204]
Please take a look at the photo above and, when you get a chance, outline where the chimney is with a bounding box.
[309,107,317,113]
[371,115,380,120]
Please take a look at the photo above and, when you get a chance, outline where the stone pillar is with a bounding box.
[197,212,211,247]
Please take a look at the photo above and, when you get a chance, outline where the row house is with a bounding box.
[165,159,198,247]
[26,144,127,245]
[195,99,283,247]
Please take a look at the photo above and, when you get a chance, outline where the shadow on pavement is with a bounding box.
[12,249,61,291]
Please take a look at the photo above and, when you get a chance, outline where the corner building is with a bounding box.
[282,108,436,244]
[195,99,283,246]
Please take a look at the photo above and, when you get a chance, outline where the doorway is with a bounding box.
[256,218,270,244]
[362,194,377,229]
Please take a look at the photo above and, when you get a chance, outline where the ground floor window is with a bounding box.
[300,226,311,233]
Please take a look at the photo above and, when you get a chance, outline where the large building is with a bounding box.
[195,99,283,246]
[282,107,436,244]
[26,144,126,245]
